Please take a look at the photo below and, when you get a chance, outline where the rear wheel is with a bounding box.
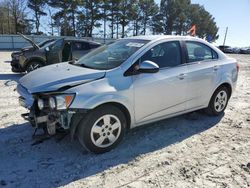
[205,86,229,116]
[26,61,43,73]
[77,105,126,154]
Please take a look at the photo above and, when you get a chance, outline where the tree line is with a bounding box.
[0,0,219,41]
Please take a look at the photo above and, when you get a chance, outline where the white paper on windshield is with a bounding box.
[126,42,144,47]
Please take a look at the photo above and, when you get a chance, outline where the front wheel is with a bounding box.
[77,105,126,154]
[205,86,229,116]
[26,61,43,73]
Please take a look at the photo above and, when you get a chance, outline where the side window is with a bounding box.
[90,43,101,49]
[186,41,218,63]
[81,42,90,50]
[50,39,64,51]
[72,42,90,51]
[140,41,182,68]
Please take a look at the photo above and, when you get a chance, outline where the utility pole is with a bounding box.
[223,27,228,47]
[103,2,107,44]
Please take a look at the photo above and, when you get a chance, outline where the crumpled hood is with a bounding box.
[19,33,40,50]
[19,62,106,93]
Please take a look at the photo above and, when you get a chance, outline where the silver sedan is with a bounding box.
[17,35,239,153]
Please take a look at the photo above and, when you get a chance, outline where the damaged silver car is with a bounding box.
[17,35,238,153]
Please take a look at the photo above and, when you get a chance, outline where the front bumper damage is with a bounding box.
[21,108,74,136]
[11,59,24,73]
[17,84,79,138]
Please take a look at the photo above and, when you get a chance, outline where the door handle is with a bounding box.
[178,73,186,80]
[213,65,220,71]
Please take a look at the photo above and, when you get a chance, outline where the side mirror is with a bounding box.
[45,46,50,52]
[137,60,159,73]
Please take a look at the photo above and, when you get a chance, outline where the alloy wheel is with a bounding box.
[90,114,122,148]
[27,62,42,72]
[214,90,228,112]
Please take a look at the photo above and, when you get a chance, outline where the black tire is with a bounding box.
[26,61,44,73]
[205,86,229,116]
[77,105,126,154]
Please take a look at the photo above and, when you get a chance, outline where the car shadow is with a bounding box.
[0,112,224,187]
[0,73,23,87]
[0,73,23,81]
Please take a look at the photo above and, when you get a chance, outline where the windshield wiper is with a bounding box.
[68,59,76,64]
[69,60,93,69]
[79,63,93,69]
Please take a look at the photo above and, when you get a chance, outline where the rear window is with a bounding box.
[186,41,218,63]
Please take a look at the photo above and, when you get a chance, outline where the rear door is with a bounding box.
[184,41,219,109]
[46,38,64,64]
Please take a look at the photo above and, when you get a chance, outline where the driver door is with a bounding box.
[46,38,64,64]
[133,41,188,124]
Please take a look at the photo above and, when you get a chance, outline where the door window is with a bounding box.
[89,43,101,49]
[50,39,63,51]
[140,41,182,68]
[72,42,90,51]
[186,41,218,63]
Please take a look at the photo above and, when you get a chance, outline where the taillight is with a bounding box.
[236,63,239,72]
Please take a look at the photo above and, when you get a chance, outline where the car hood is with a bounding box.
[19,33,40,50]
[12,47,33,56]
[19,62,106,93]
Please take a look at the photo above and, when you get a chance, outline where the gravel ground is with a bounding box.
[0,52,249,188]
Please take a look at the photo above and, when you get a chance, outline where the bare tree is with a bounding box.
[27,0,47,34]
[8,0,27,34]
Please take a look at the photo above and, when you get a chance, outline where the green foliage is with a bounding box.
[77,0,103,37]
[188,4,219,41]
[157,0,218,41]
[47,0,81,36]
[0,0,219,42]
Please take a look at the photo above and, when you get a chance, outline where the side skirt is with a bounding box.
[132,105,206,128]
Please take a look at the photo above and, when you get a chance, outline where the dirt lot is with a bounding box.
[0,52,249,188]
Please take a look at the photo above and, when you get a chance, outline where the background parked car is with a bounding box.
[240,47,250,54]
[11,35,102,73]
[11,37,55,72]
[218,45,240,54]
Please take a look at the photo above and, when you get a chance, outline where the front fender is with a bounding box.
[67,75,135,126]
[23,56,46,69]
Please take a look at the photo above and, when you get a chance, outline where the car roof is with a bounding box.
[64,38,101,45]
[125,35,205,43]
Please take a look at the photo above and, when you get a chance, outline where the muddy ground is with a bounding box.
[0,52,249,188]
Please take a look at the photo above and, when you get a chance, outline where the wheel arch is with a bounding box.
[70,102,132,140]
[95,102,131,130]
[24,57,46,70]
[214,82,232,98]
[205,82,232,116]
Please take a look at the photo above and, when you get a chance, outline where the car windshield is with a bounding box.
[74,39,149,70]
[41,40,58,49]
[38,39,54,48]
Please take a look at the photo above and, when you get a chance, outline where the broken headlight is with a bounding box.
[49,94,75,110]
[49,97,56,109]
[37,98,44,110]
